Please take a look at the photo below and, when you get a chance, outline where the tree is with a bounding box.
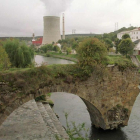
[0,46,11,70]
[72,42,78,50]
[114,38,121,53]
[104,38,113,51]
[3,39,34,68]
[66,47,72,55]
[122,34,130,39]
[118,38,134,57]
[47,44,53,51]
[77,38,107,67]
[40,44,53,53]
[53,45,60,52]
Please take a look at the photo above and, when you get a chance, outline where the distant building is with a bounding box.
[31,33,43,46]
[32,38,43,46]
[117,28,140,42]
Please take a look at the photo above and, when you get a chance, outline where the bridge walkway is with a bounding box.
[0,100,69,140]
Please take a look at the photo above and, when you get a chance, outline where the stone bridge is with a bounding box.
[0,65,139,130]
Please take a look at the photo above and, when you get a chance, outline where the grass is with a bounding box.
[136,55,140,62]
[0,67,31,73]
[107,55,131,65]
[47,52,78,59]
[105,55,137,71]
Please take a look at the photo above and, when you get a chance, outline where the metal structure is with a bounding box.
[42,16,61,44]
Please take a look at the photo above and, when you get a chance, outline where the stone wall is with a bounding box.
[0,66,139,130]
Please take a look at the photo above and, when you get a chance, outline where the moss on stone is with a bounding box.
[42,100,54,107]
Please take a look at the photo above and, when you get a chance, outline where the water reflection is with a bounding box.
[34,55,75,66]
[90,126,128,140]
[51,92,140,140]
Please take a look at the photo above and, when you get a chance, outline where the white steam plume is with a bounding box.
[40,0,73,16]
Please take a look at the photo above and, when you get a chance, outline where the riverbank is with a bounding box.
[36,52,133,66]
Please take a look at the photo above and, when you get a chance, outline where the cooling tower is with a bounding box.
[42,16,61,44]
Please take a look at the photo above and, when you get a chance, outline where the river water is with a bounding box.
[34,55,75,66]
[36,55,140,140]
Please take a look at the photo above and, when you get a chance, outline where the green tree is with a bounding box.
[47,44,53,51]
[66,47,72,55]
[114,38,121,53]
[118,38,134,57]
[53,45,60,52]
[0,46,11,70]
[104,38,113,51]
[72,42,78,50]
[40,44,53,53]
[3,39,34,68]
[62,45,67,52]
[40,45,48,53]
[77,38,107,68]
[122,34,130,39]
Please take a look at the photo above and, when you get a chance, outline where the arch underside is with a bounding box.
[81,98,106,130]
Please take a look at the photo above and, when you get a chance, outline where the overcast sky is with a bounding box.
[0,0,140,37]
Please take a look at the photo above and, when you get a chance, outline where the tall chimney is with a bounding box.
[62,13,65,40]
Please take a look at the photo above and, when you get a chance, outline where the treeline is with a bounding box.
[39,44,60,53]
[0,39,34,70]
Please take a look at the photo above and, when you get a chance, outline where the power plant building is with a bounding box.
[42,16,61,44]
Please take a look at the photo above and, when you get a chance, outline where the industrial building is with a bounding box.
[42,16,61,44]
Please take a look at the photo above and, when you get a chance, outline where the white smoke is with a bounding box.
[40,0,73,16]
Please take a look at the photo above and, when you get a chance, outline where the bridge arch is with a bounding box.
[0,66,139,130]
[0,85,105,129]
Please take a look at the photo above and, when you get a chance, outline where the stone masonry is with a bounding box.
[0,66,139,130]
[0,100,69,140]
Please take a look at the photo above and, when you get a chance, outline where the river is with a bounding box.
[34,55,75,66]
[36,55,140,140]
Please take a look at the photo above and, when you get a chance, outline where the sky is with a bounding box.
[0,0,140,37]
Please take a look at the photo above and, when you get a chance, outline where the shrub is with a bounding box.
[77,38,107,75]
[35,95,46,102]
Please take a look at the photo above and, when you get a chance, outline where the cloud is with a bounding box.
[40,0,73,16]
[0,0,45,37]
[0,0,140,36]
[64,0,140,34]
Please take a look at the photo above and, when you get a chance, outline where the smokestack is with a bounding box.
[62,13,65,40]
[42,16,61,44]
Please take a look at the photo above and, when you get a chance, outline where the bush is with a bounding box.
[77,38,107,66]
[35,95,46,102]
[40,44,53,53]
[53,45,60,52]
[77,38,107,75]
[59,50,62,54]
